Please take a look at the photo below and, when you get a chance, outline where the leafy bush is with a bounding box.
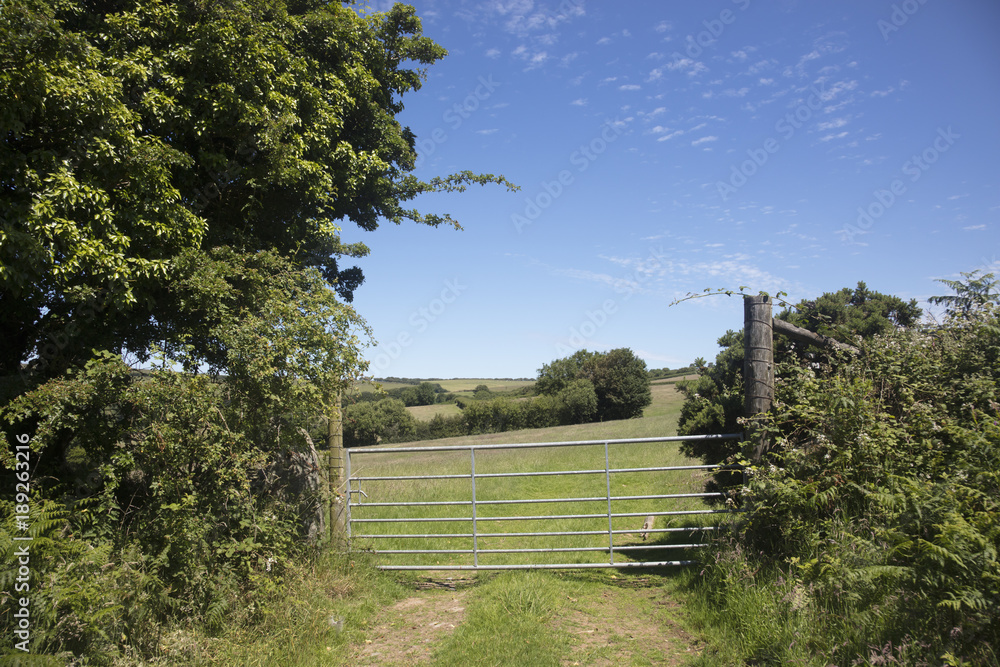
[554,379,598,425]
[412,413,467,441]
[463,398,527,435]
[0,250,369,659]
[693,295,999,664]
[537,348,650,421]
[343,398,416,447]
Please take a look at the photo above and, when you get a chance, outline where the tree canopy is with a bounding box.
[1,0,514,377]
[0,3,516,657]
[537,348,650,422]
[929,270,998,319]
[677,283,923,466]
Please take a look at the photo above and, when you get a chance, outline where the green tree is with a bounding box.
[779,281,921,342]
[1,0,515,378]
[414,382,439,406]
[555,378,598,425]
[929,270,998,319]
[0,250,371,650]
[536,348,649,421]
[536,349,597,395]
[678,284,922,465]
[343,397,416,447]
[582,348,651,421]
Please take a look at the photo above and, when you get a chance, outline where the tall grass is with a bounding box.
[429,571,568,667]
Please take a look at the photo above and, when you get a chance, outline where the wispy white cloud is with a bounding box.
[657,130,684,142]
[691,136,718,146]
[748,59,777,75]
[476,129,499,135]
[817,117,850,131]
[512,44,549,69]
[619,84,641,91]
[667,57,708,76]
[723,87,750,98]
[570,98,588,106]
[595,252,797,296]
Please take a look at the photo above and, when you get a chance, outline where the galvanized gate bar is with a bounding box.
[352,465,740,482]
[351,491,723,508]
[351,508,736,523]
[346,434,743,570]
[604,441,614,565]
[380,562,699,571]
[347,434,743,455]
[353,525,721,540]
[470,448,479,568]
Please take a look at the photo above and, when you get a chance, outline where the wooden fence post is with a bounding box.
[744,295,774,461]
[327,392,345,543]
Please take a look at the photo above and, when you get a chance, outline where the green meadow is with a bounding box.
[346,376,736,570]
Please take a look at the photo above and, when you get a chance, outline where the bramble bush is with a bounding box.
[690,280,999,665]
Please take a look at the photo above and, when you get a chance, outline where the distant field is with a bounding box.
[406,402,463,420]
[355,378,535,395]
[400,374,687,437]
[433,379,535,393]
[396,375,695,424]
[651,373,697,385]
[340,369,736,570]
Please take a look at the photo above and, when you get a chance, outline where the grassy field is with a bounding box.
[346,375,736,570]
[358,378,536,394]
[406,402,464,420]
[204,373,740,666]
[404,373,694,425]
[432,378,535,393]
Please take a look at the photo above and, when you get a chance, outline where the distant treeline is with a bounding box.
[647,365,697,379]
[344,348,653,447]
[373,376,533,385]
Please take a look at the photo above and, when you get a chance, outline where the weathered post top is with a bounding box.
[743,295,774,460]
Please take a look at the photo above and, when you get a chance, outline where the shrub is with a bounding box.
[463,398,526,434]
[554,379,598,425]
[343,398,416,447]
[537,348,650,421]
[696,304,1000,664]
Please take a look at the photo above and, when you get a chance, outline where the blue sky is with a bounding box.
[345,0,1000,379]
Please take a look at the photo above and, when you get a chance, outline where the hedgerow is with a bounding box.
[691,290,999,665]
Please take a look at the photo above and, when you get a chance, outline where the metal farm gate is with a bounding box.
[345,435,743,570]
